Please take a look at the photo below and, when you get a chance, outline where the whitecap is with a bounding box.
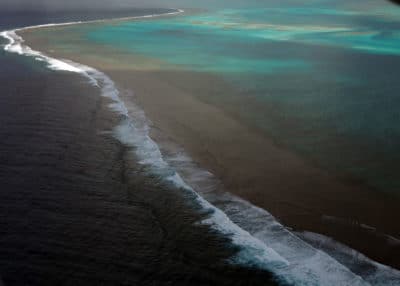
[2,11,400,285]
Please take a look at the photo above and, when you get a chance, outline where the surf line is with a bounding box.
[0,8,291,282]
[1,9,399,286]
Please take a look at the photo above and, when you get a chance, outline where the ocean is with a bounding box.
[1,2,400,286]
[0,9,278,286]
[83,4,400,195]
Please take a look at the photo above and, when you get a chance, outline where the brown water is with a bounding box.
[20,25,400,271]
[0,41,277,286]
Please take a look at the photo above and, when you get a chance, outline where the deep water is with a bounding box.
[0,11,278,286]
[2,4,400,285]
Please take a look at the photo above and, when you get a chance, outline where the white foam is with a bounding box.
[112,102,290,275]
[214,196,370,285]
[297,231,400,286]
[2,11,400,285]
[0,30,90,74]
[159,145,370,285]
[1,20,290,276]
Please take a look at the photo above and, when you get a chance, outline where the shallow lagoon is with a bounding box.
[84,4,400,194]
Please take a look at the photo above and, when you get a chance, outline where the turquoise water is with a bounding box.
[85,2,400,194]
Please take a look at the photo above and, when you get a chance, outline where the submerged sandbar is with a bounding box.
[19,16,400,269]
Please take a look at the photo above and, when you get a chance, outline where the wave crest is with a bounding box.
[2,12,400,285]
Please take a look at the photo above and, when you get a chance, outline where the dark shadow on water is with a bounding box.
[0,55,279,286]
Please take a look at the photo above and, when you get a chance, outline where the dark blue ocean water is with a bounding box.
[2,6,400,285]
[0,10,278,286]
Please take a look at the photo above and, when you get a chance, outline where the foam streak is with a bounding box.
[2,10,399,285]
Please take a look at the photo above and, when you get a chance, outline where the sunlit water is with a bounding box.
[2,3,400,285]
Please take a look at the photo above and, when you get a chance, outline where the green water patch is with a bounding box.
[86,15,311,74]
[72,5,400,195]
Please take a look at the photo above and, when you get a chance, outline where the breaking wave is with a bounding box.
[2,11,400,285]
